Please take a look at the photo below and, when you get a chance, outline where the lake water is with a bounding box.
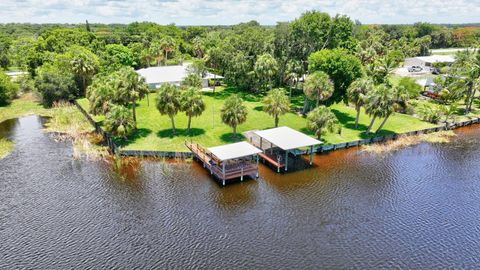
[1,115,480,269]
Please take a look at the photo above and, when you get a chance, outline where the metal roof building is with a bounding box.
[136,64,223,89]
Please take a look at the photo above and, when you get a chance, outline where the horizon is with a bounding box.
[0,0,479,25]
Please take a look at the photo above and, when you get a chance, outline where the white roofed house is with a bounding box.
[136,64,223,90]
[404,55,455,68]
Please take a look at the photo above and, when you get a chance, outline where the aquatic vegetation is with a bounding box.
[0,138,14,159]
[45,102,108,160]
[362,131,456,154]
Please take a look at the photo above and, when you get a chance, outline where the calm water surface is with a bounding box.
[1,115,480,269]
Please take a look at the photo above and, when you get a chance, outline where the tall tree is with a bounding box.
[364,84,395,134]
[306,106,339,140]
[450,50,480,113]
[87,74,115,115]
[221,94,248,139]
[62,45,99,97]
[347,78,373,129]
[181,73,202,89]
[372,56,397,85]
[303,71,334,109]
[160,36,176,63]
[263,88,290,127]
[156,84,181,135]
[120,68,150,126]
[181,87,206,133]
[284,60,302,99]
[308,49,363,101]
[103,44,136,70]
[149,41,164,66]
[35,64,78,107]
[254,53,279,92]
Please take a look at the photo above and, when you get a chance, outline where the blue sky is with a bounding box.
[0,0,479,25]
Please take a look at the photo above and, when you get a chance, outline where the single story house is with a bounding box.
[5,71,28,81]
[404,55,455,68]
[136,64,223,89]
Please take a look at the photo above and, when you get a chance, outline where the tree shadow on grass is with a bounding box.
[253,105,263,111]
[331,108,356,124]
[203,85,264,103]
[156,128,205,138]
[220,132,246,143]
[114,128,152,147]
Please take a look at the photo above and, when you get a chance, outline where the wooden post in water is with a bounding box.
[256,155,259,178]
[285,150,289,172]
[241,166,244,181]
[222,162,226,186]
[309,145,313,165]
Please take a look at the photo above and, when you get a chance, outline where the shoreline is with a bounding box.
[74,100,480,159]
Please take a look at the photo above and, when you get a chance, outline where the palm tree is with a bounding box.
[181,87,206,133]
[284,60,301,99]
[373,56,397,85]
[156,83,181,135]
[347,78,373,129]
[149,41,164,66]
[87,75,114,115]
[304,71,334,109]
[450,50,480,113]
[254,53,279,91]
[181,73,202,89]
[364,84,396,134]
[221,94,248,139]
[123,68,149,127]
[104,105,135,139]
[67,46,99,97]
[141,48,153,67]
[306,106,339,140]
[160,36,176,63]
[263,88,290,127]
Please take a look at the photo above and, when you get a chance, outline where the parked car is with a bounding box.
[408,66,423,72]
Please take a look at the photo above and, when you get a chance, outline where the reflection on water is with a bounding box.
[1,115,480,269]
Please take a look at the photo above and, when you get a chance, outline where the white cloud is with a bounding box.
[0,0,479,25]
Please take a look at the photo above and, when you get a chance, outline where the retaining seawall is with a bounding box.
[74,101,480,158]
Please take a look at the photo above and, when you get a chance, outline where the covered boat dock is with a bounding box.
[246,127,321,172]
[185,141,262,186]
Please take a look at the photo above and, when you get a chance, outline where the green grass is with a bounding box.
[0,93,50,123]
[77,86,436,152]
[0,138,14,159]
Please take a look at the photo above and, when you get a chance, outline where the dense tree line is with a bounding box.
[0,12,478,139]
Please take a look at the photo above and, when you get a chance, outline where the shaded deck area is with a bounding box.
[244,127,321,172]
[185,141,261,186]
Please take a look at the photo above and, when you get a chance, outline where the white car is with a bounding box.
[408,66,423,72]
[407,66,423,72]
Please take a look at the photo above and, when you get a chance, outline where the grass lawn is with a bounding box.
[77,85,436,152]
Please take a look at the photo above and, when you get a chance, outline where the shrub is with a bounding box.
[35,69,78,107]
[398,77,422,98]
[0,71,19,106]
[416,102,443,123]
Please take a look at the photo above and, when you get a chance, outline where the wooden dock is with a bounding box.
[258,152,285,173]
[185,141,259,186]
